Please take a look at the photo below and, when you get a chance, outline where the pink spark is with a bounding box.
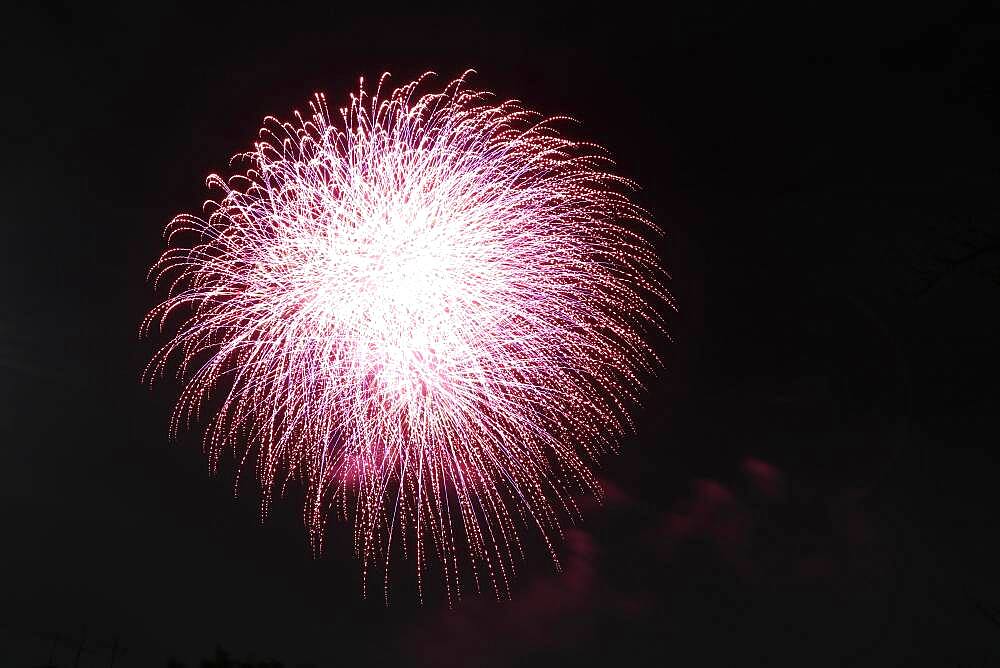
[142,71,671,603]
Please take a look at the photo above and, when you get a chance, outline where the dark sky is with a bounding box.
[3,2,999,666]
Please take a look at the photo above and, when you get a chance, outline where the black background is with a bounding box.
[3,2,999,666]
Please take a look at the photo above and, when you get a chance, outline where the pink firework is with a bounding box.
[143,71,670,602]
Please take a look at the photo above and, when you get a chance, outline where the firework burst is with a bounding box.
[143,71,670,602]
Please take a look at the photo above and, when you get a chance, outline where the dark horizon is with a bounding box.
[3,2,999,666]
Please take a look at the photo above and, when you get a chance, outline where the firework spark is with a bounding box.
[143,71,670,602]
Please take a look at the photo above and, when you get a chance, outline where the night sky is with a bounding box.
[4,2,999,666]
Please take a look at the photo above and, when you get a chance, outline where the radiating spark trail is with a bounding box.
[142,71,671,603]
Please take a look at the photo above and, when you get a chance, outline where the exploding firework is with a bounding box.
[143,71,670,602]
